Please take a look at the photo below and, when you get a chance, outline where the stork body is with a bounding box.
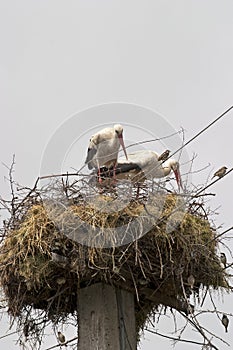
[85,124,128,181]
[114,150,183,190]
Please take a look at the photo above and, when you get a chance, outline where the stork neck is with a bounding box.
[163,166,171,176]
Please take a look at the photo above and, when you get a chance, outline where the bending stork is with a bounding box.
[85,124,128,181]
[102,150,183,190]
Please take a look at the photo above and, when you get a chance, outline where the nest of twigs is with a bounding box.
[0,176,230,341]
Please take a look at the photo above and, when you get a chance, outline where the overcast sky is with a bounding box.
[0,1,233,349]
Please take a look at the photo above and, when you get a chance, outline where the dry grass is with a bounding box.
[0,179,230,341]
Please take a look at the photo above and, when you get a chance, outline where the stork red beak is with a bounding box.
[118,134,128,160]
[173,168,183,191]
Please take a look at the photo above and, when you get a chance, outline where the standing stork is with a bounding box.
[85,124,128,181]
[110,150,183,190]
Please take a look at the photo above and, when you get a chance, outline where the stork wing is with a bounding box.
[85,148,97,169]
[115,162,142,174]
[99,162,141,178]
[85,138,98,170]
[118,150,159,168]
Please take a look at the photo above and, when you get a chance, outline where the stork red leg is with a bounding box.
[98,168,102,183]
[136,183,140,199]
[113,161,118,183]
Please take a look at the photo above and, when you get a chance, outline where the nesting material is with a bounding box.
[0,179,229,339]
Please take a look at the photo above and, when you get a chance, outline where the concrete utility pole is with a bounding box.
[78,283,136,350]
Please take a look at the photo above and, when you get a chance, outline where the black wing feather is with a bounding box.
[115,162,141,174]
[85,146,97,169]
[99,162,141,177]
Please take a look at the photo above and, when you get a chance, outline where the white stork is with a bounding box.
[107,150,183,190]
[85,124,128,181]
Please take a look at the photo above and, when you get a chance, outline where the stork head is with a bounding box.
[114,124,124,135]
[114,124,128,160]
[170,159,183,191]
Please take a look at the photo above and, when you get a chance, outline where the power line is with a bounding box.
[195,168,233,196]
[138,106,233,193]
[121,106,233,190]
[125,129,184,150]
[169,105,233,159]
[121,105,233,164]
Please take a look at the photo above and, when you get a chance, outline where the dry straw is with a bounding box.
[0,176,230,343]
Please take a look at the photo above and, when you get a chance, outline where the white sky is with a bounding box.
[0,1,233,349]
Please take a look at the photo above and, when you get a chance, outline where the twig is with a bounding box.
[0,331,18,340]
[39,173,87,180]
[3,155,17,214]
[178,312,220,350]
[43,336,78,350]
[146,327,210,347]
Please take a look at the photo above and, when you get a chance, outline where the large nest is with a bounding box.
[0,177,230,340]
